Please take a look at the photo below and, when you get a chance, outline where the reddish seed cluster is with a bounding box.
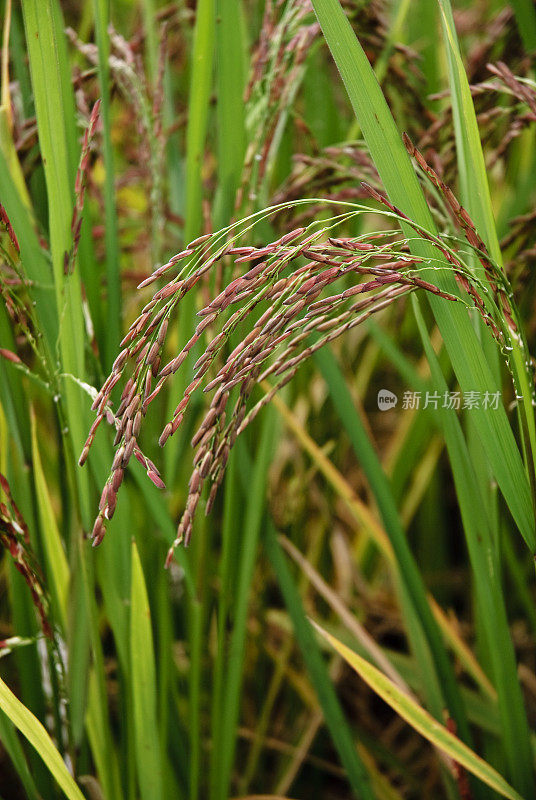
[81,372,166,547]
[65,99,101,276]
[423,52,536,183]
[237,0,320,214]
[82,201,495,564]
[0,241,36,352]
[0,203,20,253]
[0,473,52,638]
[361,178,505,345]
[402,134,517,335]
[68,22,167,262]
[275,51,536,232]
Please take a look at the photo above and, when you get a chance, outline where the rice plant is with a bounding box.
[1,1,536,799]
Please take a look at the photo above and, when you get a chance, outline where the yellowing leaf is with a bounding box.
[0,675,85,800]
[30,407,69,625]
[312,621,523,800]
[130,541,163,800]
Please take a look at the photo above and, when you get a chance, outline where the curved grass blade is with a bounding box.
[309,0,535,557]
[437,0,536,515]
[314,346,471,755]
[413,296,535,797]
[130,540,163,800]
[313,622,524,800]
[0,709,39,800]
[0,675,85,800]
[30,407,69,625]
[267,386,495,699]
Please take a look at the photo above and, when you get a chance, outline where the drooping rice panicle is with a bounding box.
[80,190,514,560]
[0,474,52,639]
[64,99,101,276]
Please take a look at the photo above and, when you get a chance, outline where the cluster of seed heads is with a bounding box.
[65,99,101,276]
[425,55,536,183]
[408,135,520,333]
[0,212,41,367]
[273,142,380,223]
[80,178,509,564]
[67,22,167,261]
[276,57,536,233]
[237,0,415,218]
[237,0,319,213]
[0,473,52,638]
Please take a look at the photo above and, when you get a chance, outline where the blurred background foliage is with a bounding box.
[1,0,536,798]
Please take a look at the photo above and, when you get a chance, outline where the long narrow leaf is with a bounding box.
[30,408,69,625]
[130,540,163,800]
[0,675,85,800]
[313,623,524,800]
[437,0,536,505]
[214,412,278,800]
[314,346,471,750]
[414,296,535,797]
[309,0,535,555]
[93,0,121,367]
[21,0,91,523]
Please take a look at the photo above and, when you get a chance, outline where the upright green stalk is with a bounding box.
[212,412,277,800]
[21,0,91,525]
[93,0,121,369]
[265,526,376,800]
[165,0,216,485]
[184,0,216,243]
[213,0,246,229]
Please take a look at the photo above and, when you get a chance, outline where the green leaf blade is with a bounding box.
[0,676,85,800]
[130,541,163,800]
[314,623,524,800]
